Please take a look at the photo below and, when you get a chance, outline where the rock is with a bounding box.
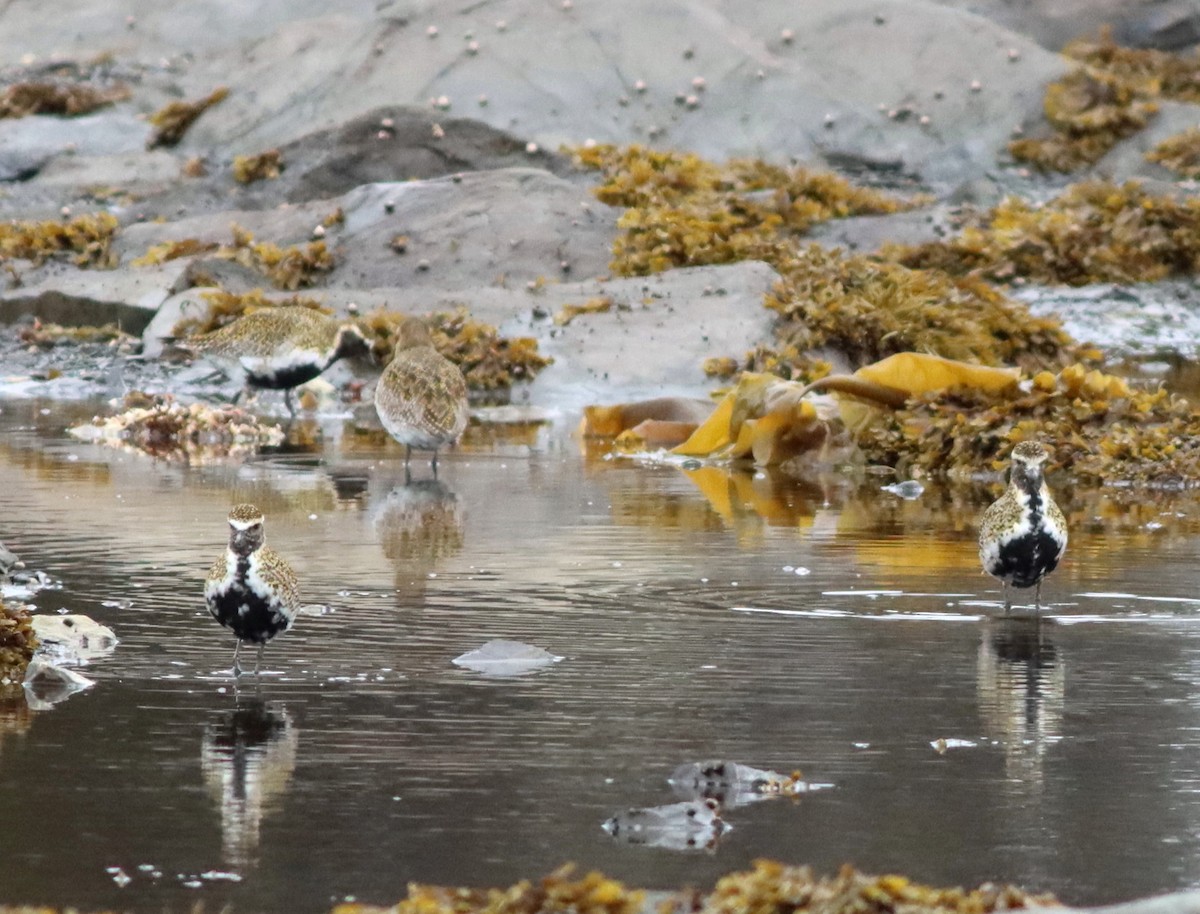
[0,110,148,184]
[118,168,618,292]
[451,639,563,677]
[0,261,191,334]
[22,657,96,710]
[31,614,119,665]
[0,542,22,581]
[602,798,729,851]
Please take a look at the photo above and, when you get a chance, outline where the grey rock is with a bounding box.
[0,262,190,334]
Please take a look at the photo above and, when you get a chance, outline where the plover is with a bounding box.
[978,441,1068,611]
[184,307,369,414]
[204,504,300,674]
[373,317,468,477]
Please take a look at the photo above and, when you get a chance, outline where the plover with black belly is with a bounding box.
[184,307,369,414]
[204,504,300,675]
[978,441,1068,612]
[374,317,468,478]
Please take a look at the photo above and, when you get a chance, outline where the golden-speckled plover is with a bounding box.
[185,307,369,414]
[978,441,1068,612]
[204,504,300,674]
[373,317,468,477]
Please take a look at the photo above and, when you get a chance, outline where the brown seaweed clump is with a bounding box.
[1008,68,1156,172]
[361,308,552,392]
[131,238,220,267]
[0,80,130,119]
[1146,127,1200,178]
[68,393,285,462]
[233,149,285,184]
[886,180,1200,285]
[767,246,1072,373]
[0,600,37,681]
[169,289,331,338]
[853,363,1200,485]
[334,864,643,914]
[1064,29,1200,101]
[218,225,335,290]
[689,861,1058,914]
[17,319,136,350]
[1011,29,1200,172]
[0,213,119,268]
[146,86,229,149]
[573,144,923,275]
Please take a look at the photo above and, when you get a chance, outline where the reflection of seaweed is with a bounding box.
[200,700,298,870]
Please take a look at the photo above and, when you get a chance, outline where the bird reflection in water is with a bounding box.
[200,698,298,870]
[976,616,1064,786]
[373,479,464,598]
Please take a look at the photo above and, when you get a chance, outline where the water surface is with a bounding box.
[2,398,1200,911]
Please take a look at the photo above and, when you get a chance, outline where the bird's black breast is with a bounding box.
[247,363,324,391]
[989,529,1062,589]
[207,558,291,644]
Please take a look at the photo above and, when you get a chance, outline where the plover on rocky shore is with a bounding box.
[184,307,369,414]
[978,441,1068,612]
[204,504,300,675]
[373,317,468,478]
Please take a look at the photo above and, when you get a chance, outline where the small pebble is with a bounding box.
[312,224,326,239]
[969,79,982,92]
[431,123,445,138]
[426,25,438,38]
[691,76,706,91]
[919,114,930,125]
[525,141,539,154]
[496,19,507,31]
[466,40,480,54]
[380,117,394,129]
[634,79,647,93]
[685,94,700,109]
[416,258,431,271]
[478,94,488,106]
[1007,47,1020,61]
[781,28,795,43]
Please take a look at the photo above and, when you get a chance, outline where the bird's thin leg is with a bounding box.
[1035,580,1042,613]
[255,642,265,676]
[233,640,244,677]
[432,449,439,479]
[404,444,412,470]
[284,388,297,417]
[1002,582,1011,614]
[232,387,245,406]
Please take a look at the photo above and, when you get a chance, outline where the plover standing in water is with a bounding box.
[374,317,468,478]
[205,504,300,675]
[184,307,369,414]
[978,441,1068,612]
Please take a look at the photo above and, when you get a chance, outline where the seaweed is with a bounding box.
[17,319,136,349]
[852,363,1200,485]
[130,238,219,267]
[0,213,119,268]
[1146,127,1200,178]
[0,600,37,678]
[1011,28,1200,172]
[218,225,335,290]
[0,81,129,119]
[146,86,229,149]
[232,149,284,184]
[885,180,1200,285]
[1008,69,1156,172]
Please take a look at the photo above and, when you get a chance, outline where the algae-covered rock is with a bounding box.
[0,600,37,682]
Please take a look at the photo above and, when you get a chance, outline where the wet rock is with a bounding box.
[0,261,190,334]
[669,760,832,808]
[451,639,562,677]
[0,110,147,185]
[1017,281,1200,360]
[31,614,118,665]
[22,656,95,710]
[602,798,728,850]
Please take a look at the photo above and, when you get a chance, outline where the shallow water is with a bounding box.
[3,398,1200,911]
